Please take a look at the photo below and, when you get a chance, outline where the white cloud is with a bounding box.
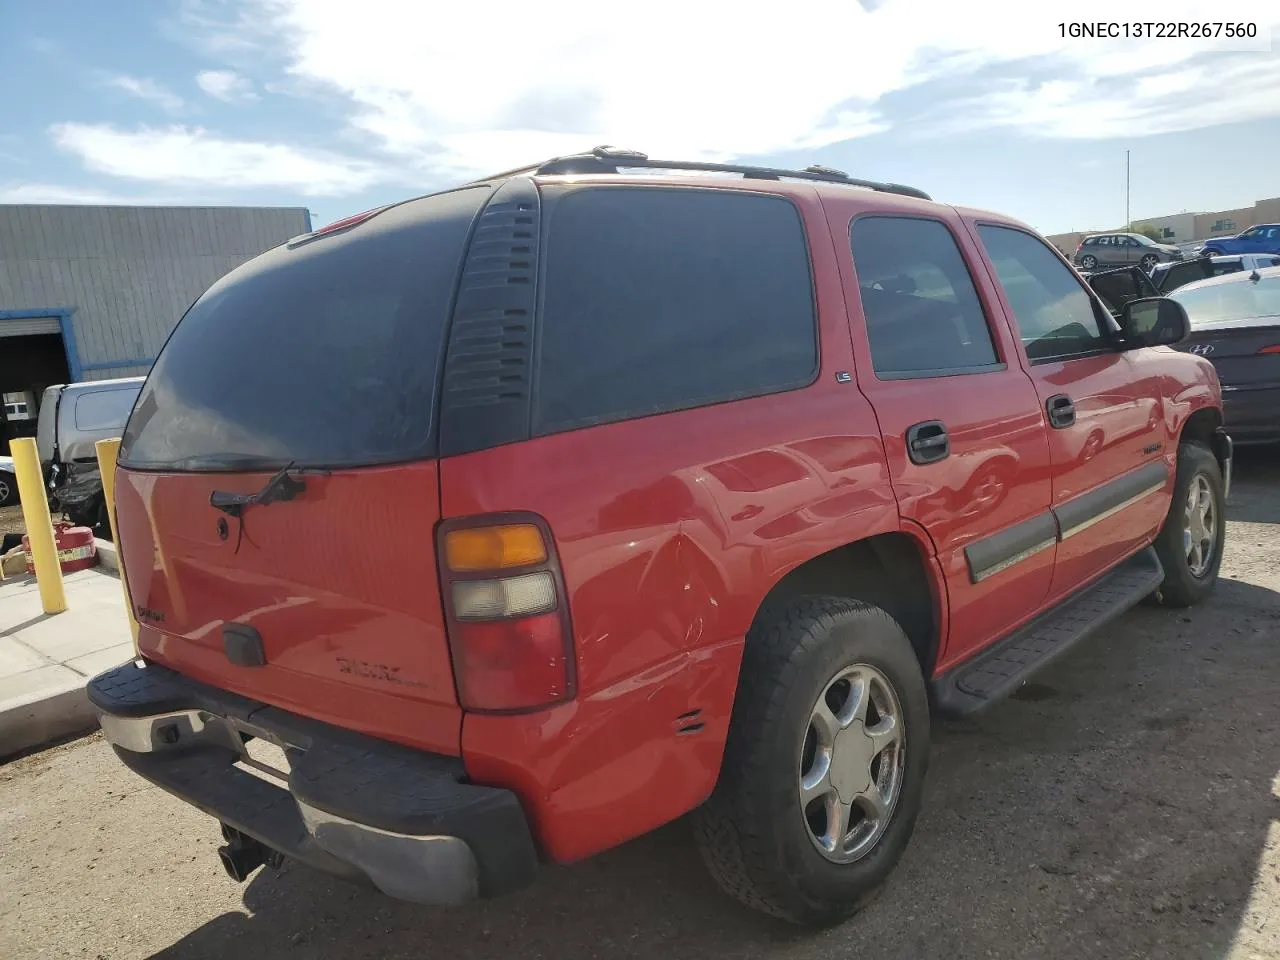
[106,75,184,112]
[52,0,1280,199]
[224,0,1280,180]
[933,56,1280,140]
[196,69,258,102]
[0,182,175,205]
[50,124,383,196]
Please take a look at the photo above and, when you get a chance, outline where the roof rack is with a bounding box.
[470,146,931,201]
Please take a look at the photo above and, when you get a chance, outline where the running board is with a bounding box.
[931,547,1164,717]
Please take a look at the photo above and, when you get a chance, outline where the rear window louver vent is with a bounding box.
[439,177,540,457]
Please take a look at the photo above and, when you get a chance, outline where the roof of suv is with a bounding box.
[295,147,1038,249]
[458,145,1034,232]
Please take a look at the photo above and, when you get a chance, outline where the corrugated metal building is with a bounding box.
[0,204,309,449]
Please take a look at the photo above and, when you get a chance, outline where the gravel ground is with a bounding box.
[0,504,24,537]
[2,450,1278,960]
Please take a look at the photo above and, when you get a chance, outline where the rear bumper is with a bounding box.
[88,661,538,905]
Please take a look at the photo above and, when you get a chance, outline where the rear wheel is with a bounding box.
[1079,254,1098,270]
[0,472,14,507]
[1151,443,1225,607]
[692,597,929,926]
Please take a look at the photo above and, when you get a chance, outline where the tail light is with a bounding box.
[438,514,575,712]
[1258,344,1280,355]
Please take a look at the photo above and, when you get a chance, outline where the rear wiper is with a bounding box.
[210,462,308,518]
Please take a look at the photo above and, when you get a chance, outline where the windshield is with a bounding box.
[1132,235,1157,247]
[1171,274,1280,325]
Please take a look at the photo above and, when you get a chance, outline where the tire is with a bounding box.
[1200,249,1219,259]
[1140,254,1159,271]
[1079,255,1098,270]
[0,472,14,507]
[692,597,930,927]
[1151,443,1225,607]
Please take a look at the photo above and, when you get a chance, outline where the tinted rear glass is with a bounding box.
[533,187,816,434]
[121,187,489,470]
[850,216,999,376]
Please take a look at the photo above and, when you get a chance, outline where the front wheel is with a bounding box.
[1151,443,1225,607]
[692,597,930,926]
[0,472,14,507]
[1140,253,1159,271]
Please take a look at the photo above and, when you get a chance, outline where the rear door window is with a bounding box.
[121,187,491,470]
[849,216,1000,377]
[533,187,816,434]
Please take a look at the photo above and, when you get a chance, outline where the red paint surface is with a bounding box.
[113,175,1223,866]
[116,461,462,756]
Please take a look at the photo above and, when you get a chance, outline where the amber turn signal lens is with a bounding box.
[444,524,547,572]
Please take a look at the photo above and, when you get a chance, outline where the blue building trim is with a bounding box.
[81,358,154,373]
[0,308,82,382]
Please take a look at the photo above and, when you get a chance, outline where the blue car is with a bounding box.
[1199,223,1280,257]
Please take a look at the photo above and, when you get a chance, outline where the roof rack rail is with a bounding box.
[471,146,931,201]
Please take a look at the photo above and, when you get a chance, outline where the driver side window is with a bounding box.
[977,225,1111,363]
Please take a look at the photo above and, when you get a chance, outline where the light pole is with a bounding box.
[1125,150,1130,229]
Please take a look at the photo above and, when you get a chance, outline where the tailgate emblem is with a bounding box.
[1189,343,1214,356]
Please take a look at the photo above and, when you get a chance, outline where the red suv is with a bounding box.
[90,147,1230,927]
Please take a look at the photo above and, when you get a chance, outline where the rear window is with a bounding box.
[74,388,139,431]
[121,187,490,470]
[532,186,816,434]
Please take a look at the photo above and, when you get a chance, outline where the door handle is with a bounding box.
[906,420,950,465]
[1046,394,1076,429]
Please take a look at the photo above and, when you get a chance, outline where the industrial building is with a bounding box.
[1046,196,1280,256]
[0,204,309,451]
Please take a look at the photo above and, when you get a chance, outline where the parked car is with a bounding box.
[1169,265,1280,444]
[36,377,144,529]
[88,147,1229,928]
[1150,253,1280,295]
[1073,232,1184,272]
[1198,223,1280,258]
[0,454,15,507]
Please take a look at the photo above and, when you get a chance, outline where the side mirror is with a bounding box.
[1119,297,1189,349]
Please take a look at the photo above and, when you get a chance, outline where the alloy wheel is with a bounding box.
[799,663,905,864]
[1183,474,1218,578]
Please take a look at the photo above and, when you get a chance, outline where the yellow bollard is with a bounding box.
[10,437,67,615]
[95,438,140,652]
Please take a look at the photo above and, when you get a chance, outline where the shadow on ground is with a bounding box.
[1227,445,1280,525]
[146,469,1280,960]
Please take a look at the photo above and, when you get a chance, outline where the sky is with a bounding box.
[1,0,1278,236]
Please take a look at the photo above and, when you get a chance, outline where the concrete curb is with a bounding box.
[94,539,119,575]
[0,676,98,760]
